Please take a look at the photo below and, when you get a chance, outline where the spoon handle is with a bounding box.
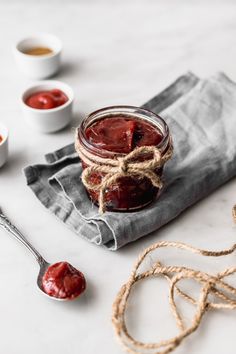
[0,208,45,265]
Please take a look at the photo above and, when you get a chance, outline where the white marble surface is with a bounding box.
[0,1,236,353]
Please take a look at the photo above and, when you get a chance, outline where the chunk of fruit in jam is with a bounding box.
[85,117,163,153]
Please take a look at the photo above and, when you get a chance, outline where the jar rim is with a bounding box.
[77,105,170,158]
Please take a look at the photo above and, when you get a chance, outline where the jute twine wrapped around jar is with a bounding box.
[75,128,173,213]
[112,240,236,354]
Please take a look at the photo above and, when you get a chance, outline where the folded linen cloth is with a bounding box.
[24,72,236,250]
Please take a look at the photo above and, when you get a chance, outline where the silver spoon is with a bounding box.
[0,207,72,301]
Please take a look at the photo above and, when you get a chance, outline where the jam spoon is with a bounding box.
[0,208,86,301]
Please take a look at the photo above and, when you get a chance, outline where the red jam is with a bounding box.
[86,117,163,153]
[0,135,3,144]
[42,262,86,300]
[26,89,68,110]
[77,106,172,212]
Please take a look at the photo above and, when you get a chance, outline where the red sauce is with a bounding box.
[83,116,165,211]
[0,135,3,144]
[86,117,163,153]
[25,89,68,110]
[42,262,86,300]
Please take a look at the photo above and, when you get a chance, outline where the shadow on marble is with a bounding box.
[0,149,26,174]
[69,110,86,128]
[58,112,86,139]
[53,60,84,80]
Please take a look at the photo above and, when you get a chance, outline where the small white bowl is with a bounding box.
[21,80,74,133]
[0,122,9,168]
[14,33,62,79]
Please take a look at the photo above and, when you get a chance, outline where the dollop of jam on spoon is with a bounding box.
[42,261,86,300]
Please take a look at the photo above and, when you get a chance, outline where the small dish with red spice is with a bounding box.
[0,122,9,168]
[21,80,74,133]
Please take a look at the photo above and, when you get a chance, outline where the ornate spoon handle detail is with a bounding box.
[0,207,45,265]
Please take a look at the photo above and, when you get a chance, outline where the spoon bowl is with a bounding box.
[36,259,58,300]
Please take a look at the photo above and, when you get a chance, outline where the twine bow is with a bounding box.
[112,241,236,354]
[75,130,173,213]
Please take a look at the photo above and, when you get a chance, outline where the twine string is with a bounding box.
[112,241,236,354]
[75,129,173,213]
[232,205,236,223]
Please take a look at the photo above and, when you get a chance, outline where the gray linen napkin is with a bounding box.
[24,72,236,250]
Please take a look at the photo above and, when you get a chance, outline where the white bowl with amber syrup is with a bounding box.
[14,33,62,79]
[0,122,9,168]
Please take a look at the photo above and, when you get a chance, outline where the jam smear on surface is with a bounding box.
[42,262,86,300]
[25,89,68,110]
[0,135,3,144]
[85,117,163,153]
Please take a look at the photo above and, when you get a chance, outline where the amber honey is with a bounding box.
[23,47,54,56]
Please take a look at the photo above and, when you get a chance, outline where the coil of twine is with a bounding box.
[112,241,236,354]
[75,129,173,213]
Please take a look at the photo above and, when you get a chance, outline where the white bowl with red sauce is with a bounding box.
[0,122,9,168]
[14,33,62,79]
[21,80,74,133]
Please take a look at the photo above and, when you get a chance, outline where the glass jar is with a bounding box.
[76,106,172,212]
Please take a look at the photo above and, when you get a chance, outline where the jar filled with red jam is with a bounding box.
[76,106,172,212]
